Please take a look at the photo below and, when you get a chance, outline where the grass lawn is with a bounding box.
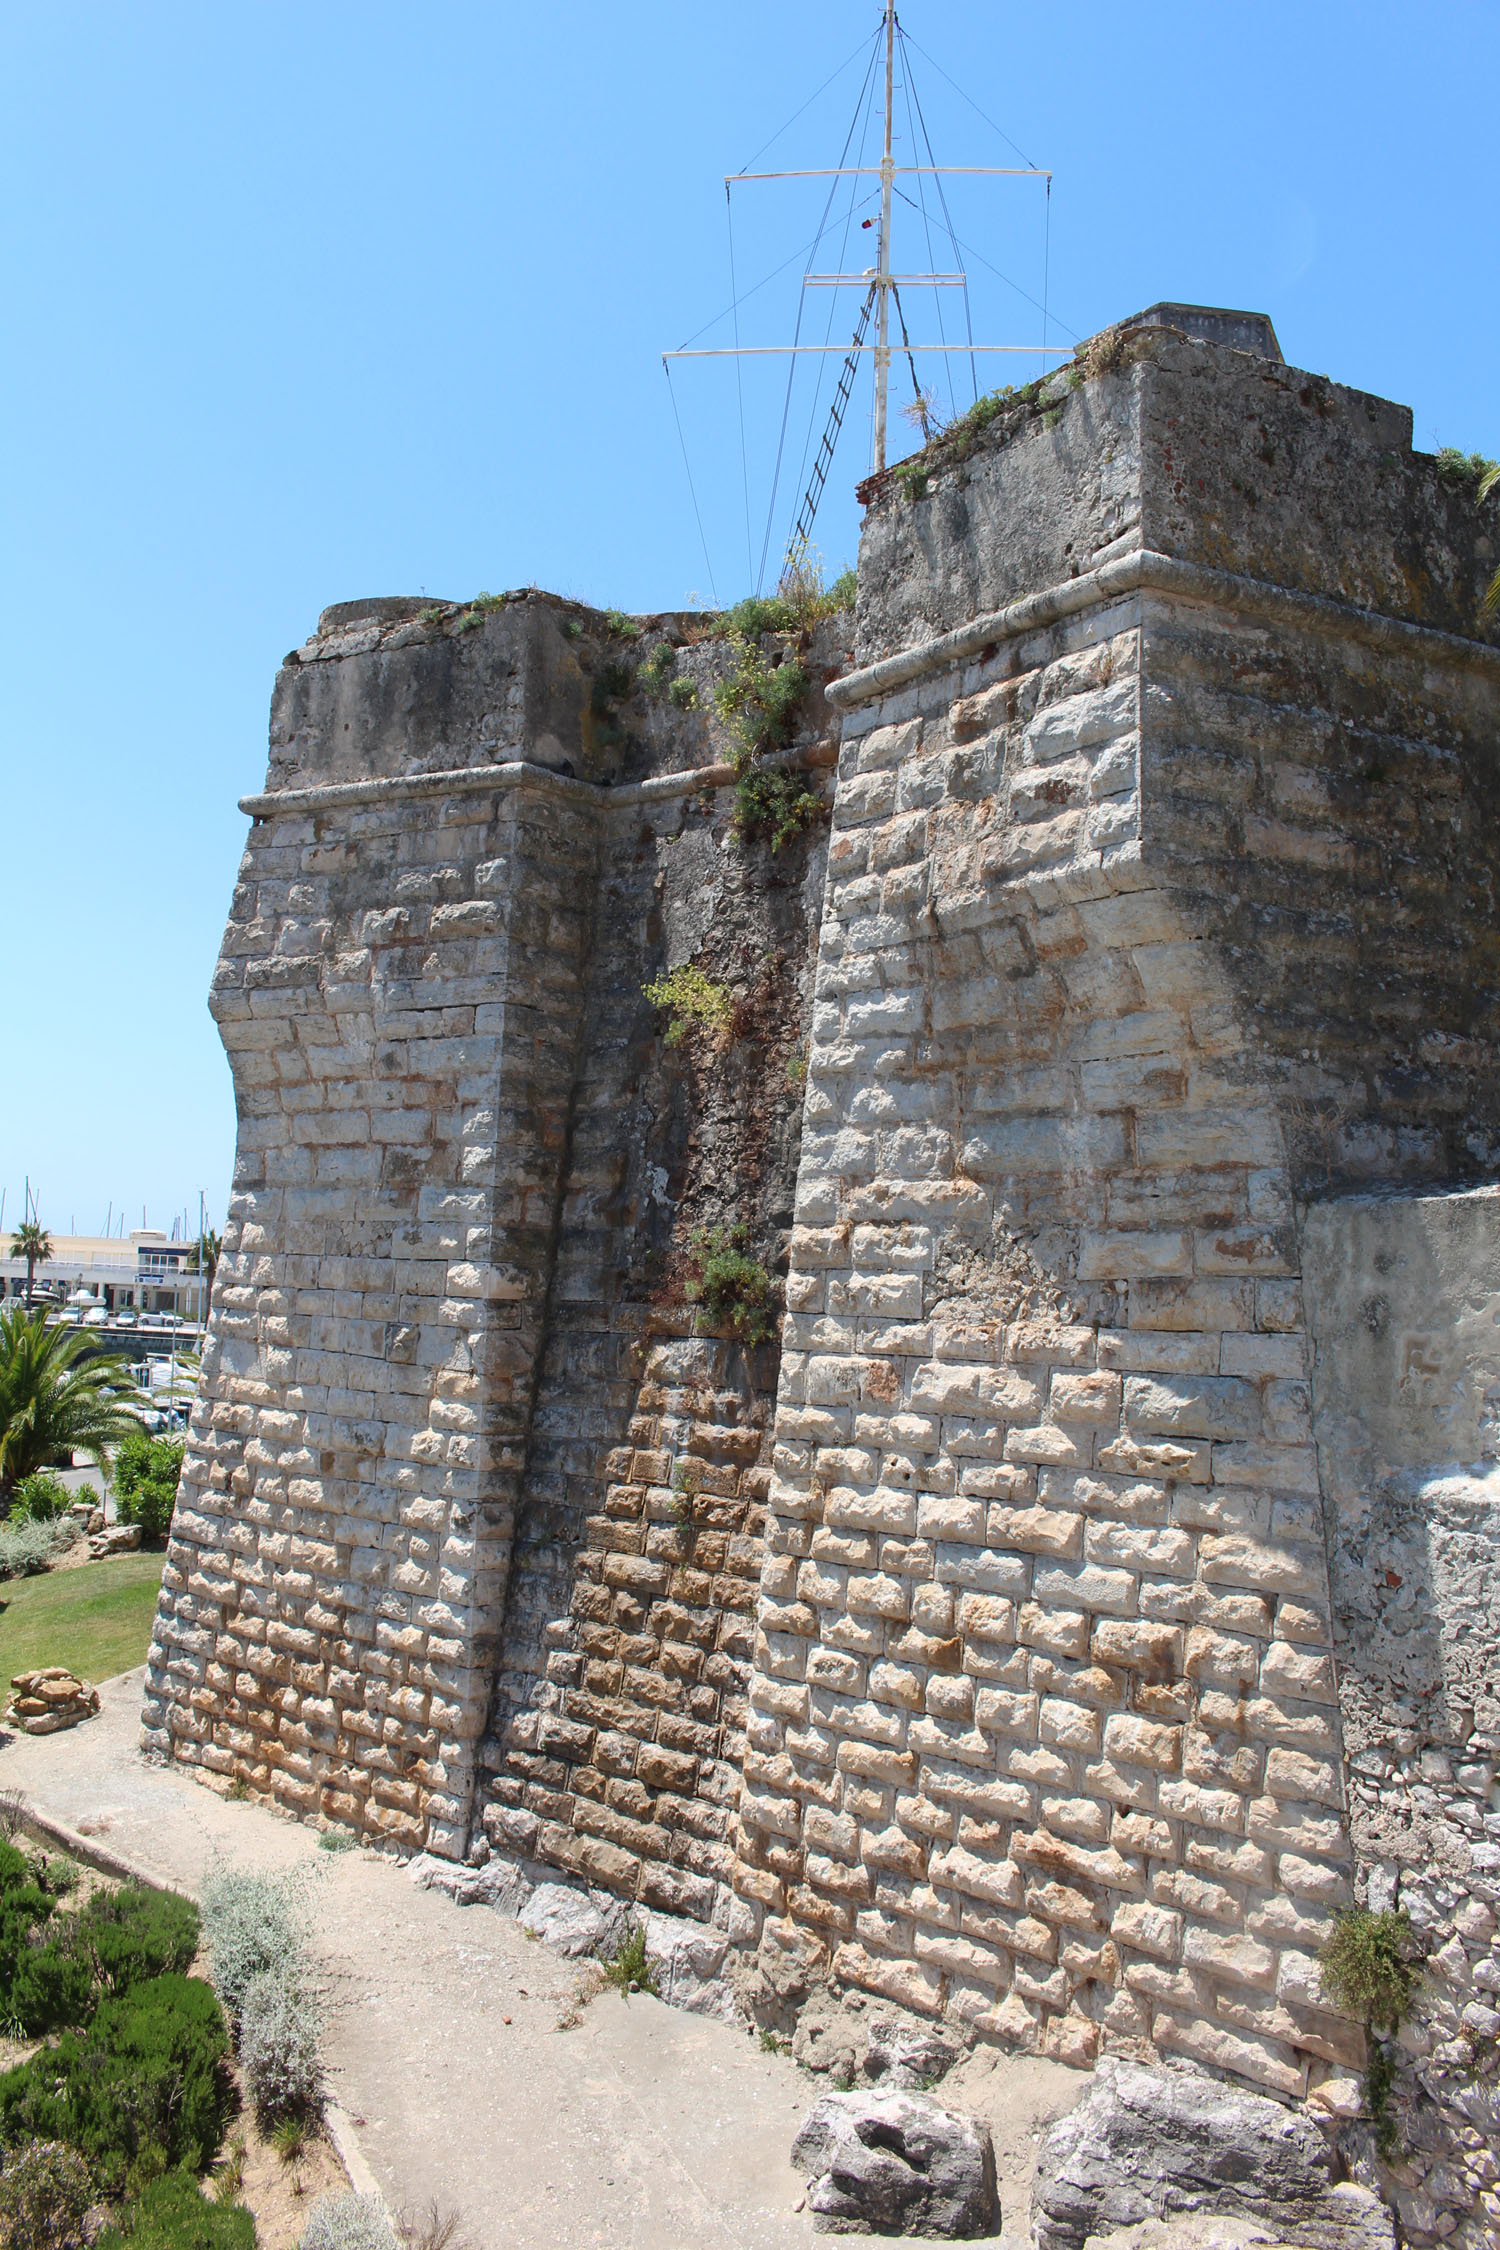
[0,1551,165,1687]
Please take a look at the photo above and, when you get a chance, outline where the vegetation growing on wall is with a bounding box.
[638,641,676,696]
[642,965,734,1046]
[1319,1907,1421,2158]
[684,1226,779,1346]
[711,560,854,848]
[1434,448,1497,490]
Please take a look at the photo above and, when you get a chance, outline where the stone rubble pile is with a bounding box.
[407,1853,741,2021]
[6,1669,101,1734]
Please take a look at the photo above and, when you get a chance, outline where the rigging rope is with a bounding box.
[731,23,881,179]
[898,29,1045,172]
[784,285,876,578]
[899,28,977,409]
[896,41,955,422]
[893,187,1078,341]
[889,283,930,438]
[758,34,881,589]
[1043,177,1052,370]
[662,360,721,608]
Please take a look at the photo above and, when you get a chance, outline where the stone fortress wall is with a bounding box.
[146,308,1500,2238]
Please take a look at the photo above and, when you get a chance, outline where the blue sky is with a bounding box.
[2,0,1496,1240]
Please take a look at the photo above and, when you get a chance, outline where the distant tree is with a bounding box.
[8,1223,52,1308]
[1482,463,1500,617]
[0,1305,141,1493]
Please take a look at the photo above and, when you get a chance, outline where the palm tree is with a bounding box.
[185,1228,222,1303]
[0,1304,143,1493]
[1482,463,1500,618]
[9,1222,52,1308]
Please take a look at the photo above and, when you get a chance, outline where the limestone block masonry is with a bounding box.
[148,313,1500,2235]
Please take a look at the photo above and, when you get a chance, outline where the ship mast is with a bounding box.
[663,4,1064,583]
[872,0,896,475]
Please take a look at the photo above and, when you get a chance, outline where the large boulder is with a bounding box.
[1030,2063,1393,2250]
[792,2087,999,2238]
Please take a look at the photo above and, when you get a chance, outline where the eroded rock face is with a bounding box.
[792,2088,999,2238]
[1030,2064,1393,2250]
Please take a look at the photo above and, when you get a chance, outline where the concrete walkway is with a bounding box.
[2,1671,1084,2248]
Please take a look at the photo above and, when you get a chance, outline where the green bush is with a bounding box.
[0,2137,93,2250]
[0,1875,196,2037]
[1435,446,1497,490]
[97,2171,254,2250]
[733,764,822,852]
[8,1471,71,1524]
[0,1974,230,2193]
[0,1839,59,2008]
[713,640,807,761]
[7,1934,92,2037]
[685,1227,779,1347]
[72,1883,200,2000]
[112,1432,184,1544]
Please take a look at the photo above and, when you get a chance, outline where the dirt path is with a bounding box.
[1,1670,1085,2247]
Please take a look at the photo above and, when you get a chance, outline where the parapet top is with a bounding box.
[315,596,444,637]
[1121,302,1283,361]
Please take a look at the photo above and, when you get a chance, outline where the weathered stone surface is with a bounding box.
[642,1911,737,2020]
[864,2014,962,2090]
[1030,2064,1393,2250]
[792,2087,999,2237]
[148,308,1500,2246]
[522,1882,624,1961]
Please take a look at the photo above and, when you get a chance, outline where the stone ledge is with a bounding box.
[826,548,1500,713]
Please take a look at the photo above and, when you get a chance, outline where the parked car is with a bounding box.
[82,1307,110,1328]
[113,1309,138,1328]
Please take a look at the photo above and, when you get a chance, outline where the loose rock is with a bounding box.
[88,1524,141,1558]
[792,2087,999,2238]
[1030,2063,1393,2250]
